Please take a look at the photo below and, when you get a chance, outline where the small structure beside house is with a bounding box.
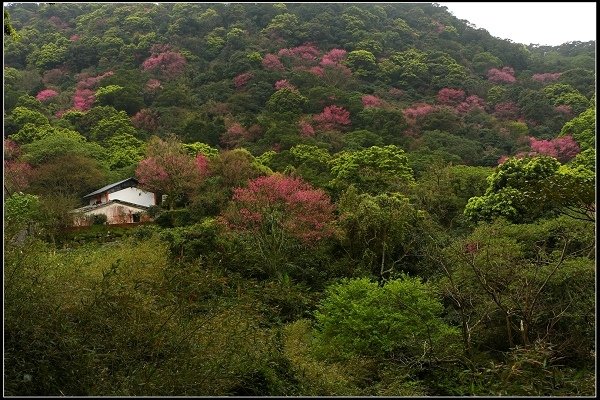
[71,177,157,226]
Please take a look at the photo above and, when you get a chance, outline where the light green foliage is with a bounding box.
[472,52,502,75]
[263,13,300,40]
[266,88,308,115]
[183,142,219,158]
[345,50,377,78]
[29,41,69,70]
[464,156,595,223]
[314,276,459,360]
[105,132,145,170]
[22,128,107,165]
[559,106,595,150]
[329,145,415,194]
[8,106,50,133]
[4,193,42,240]
[90,111,138,143]
[10,122,53,145]
[94,84,125,106]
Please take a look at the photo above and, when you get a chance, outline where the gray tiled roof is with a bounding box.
[83,177,138,198]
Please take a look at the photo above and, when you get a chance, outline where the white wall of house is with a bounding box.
[73,202,148,226]
[108,187,155,207]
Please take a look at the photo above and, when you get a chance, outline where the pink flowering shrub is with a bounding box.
[4,139,20,160]
[142,44,187,79]
[73,89,95,111]
[36,89,59,102]
[403,103,435,120]
[262,54,285,71]
[437,88,466,105]
[529,135,580,163]
[308,66,324,76]
[487,67,516,84]
[234,72,254,89]
[222,174,335,245]
[532,72,561,83]
[69,34,80,41]
[313,105,351,131]
[320,48,347,67]
[456,95,486,113]
[76,71,114,90]
[361,94,383,108]
[274,79,297,91]
[278,43,320,63]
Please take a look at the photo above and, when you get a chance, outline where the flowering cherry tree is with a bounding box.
[532,72,561,83]
[403,103,435,120]
[436,88,465,105]
[142,44,187,79]
[135,136,206,208]
[223,174,335,243]
[262,53,285,71]
[36,89,59,102]
[233,72,254,89]
[313,105,351,131]
[487,67,516,84]
[362,95,383,108]
[529,135,580,163]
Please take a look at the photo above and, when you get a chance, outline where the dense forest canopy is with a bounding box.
[3,3,596,396]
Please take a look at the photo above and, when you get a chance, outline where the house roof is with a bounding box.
[71,199,150,214]
[83,177,138,198]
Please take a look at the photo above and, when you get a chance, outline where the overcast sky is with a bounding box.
[438,2,596,46]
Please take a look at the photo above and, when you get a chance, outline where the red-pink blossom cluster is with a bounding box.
[136,157,170,186]
[142,45,187,78]
[278,43,320,62]
[319,48,347,67]
[225,174,335,244]
[76,71,114,90]
[456,95,486,113]
[361,94,383,108]
[299,120,315,137]
[73,89,95,111]
[403,103,435,120]
[131,109,159,132]
[436,88,466,105]
[487,66,516,84]
[69,34,80,41]
[36,89,59,102]
[195,154,210,179]
[308,66,324,76]
[48,16,69,30]
[493,102,520,120]
[532,72,561,83]
[313,105,351,131]
[262,53,285,71]
[274,79,297,91]
[234,72,254,89]
[529,135,580,163]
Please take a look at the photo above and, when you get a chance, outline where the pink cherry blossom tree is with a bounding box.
[313,105,351,131]
[362,94,383,108]
[262,53,285,71]
[36,89,59,102]
[487,66,516,84]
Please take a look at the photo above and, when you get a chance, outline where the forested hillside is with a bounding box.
[4,3,596,396]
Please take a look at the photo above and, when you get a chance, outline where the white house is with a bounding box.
[72,178,157,226]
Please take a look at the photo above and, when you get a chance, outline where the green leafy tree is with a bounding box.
[345,50,377,79]
[329,145,415,195]
[314,276,460,361]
